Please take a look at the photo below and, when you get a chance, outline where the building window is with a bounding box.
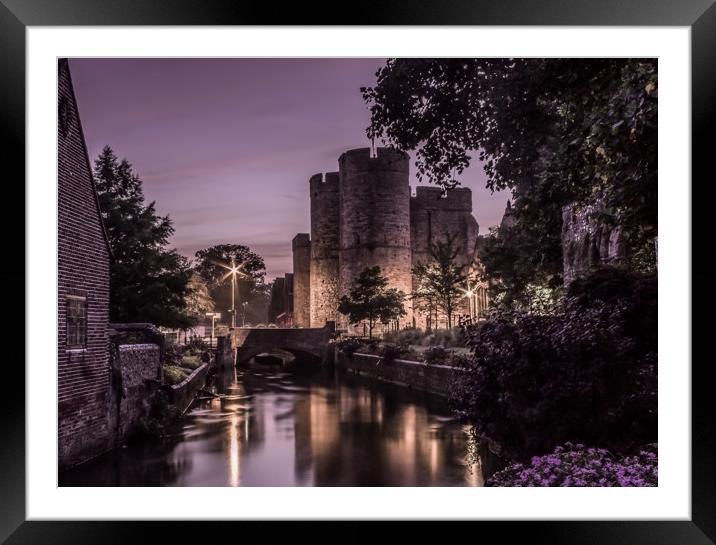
[66,296,87,348]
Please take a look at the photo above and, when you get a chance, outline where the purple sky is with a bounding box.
[69,58,507,280]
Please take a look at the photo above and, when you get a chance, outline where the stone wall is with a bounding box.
[268,273,294,326]
[58,58,113,469]
[335,351,463,398]
[562,200,626,285]
[310,173,340,327]
[292,233,311,327]
[338,148,413,333]
[288,147,484,333]
[410,185,479,329]
[215,334,235,367]
[108,343,162,442]
[232,322,335,365]
[166,363,209,414]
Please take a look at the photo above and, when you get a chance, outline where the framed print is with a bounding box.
[3,0,713,543]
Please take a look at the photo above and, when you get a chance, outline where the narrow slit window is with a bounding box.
[66,296,87,348]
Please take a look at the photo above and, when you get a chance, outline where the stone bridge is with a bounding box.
[231,322,336,366]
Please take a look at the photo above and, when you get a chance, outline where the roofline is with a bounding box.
[59,58,114,261]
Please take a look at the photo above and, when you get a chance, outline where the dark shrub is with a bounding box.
[448,353,474,368]
[187,337,208,353]
[163,344,183,366]
[383,328,424,346]
[337,337,363,357]
[451,266,657,461]
[424,346,449,364]
[163,365,188,386]
[379,342,405,363]
[486,442,657,487]
[422,327,464,348]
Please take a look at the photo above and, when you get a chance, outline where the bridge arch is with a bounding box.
[231,323,335,367]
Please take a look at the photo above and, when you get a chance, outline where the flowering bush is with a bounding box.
[451,266,657,460]
[487,443,657,487]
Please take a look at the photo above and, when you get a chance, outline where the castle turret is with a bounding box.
[338,148,413,332]
[309,172,340,327]
[410,185,479,269]
[409,185,480,330]
[292,233,311,327]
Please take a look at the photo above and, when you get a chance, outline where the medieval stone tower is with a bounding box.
[338,148,414,330]
[289,146,486,332]
[308,172,340,327]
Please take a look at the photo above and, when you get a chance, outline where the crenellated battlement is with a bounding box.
[292,233,311,250]
[309,171,340,192]
[290,146,483,332]
[338,147,409,173]
[410,185,473,212]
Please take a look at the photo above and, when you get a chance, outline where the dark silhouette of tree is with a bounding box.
[412,232,467,329]
[93,146,192,328]
[362,59,657,304]
[338,266,406,338]
[193,244,267,325]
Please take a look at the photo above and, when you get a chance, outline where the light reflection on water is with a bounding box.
[60,365,483,487]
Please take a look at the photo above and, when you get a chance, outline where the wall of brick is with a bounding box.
[335,351,464,398]
[57,58,113,469]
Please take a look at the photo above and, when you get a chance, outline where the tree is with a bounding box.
[412,232,467,329]
[362,59,657,302]
[338,266,406,338]
[183,272,215,319]
[193,244,267,325]
[93,146,192,328]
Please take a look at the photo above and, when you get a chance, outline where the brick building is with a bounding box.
[57,59,113,469]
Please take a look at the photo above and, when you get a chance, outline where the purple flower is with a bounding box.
[486,443,658,487]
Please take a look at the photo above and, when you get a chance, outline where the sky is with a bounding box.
[70,58,508,280]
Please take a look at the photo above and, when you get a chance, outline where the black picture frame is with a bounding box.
[3,1,712,543]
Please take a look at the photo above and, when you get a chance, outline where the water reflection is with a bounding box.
[60,365,483,486]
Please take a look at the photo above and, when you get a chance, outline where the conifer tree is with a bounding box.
[94,145,192,328]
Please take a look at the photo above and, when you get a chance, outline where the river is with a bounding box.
[59,363,484,486]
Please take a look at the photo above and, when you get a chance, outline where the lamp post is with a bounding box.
[205,312,221,347]
[462,279,477,323]
[220,259,246,329]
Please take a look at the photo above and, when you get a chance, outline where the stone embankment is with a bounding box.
[164,363,210,414]
[335,350,464,398]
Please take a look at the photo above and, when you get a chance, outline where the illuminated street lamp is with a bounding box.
[462,281,476,321]
[220,259,247,328]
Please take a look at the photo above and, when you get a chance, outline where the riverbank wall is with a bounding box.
[215,335,235,367]
[108,342,163,443]
[165,363,209,414]
[335,351,463,398]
